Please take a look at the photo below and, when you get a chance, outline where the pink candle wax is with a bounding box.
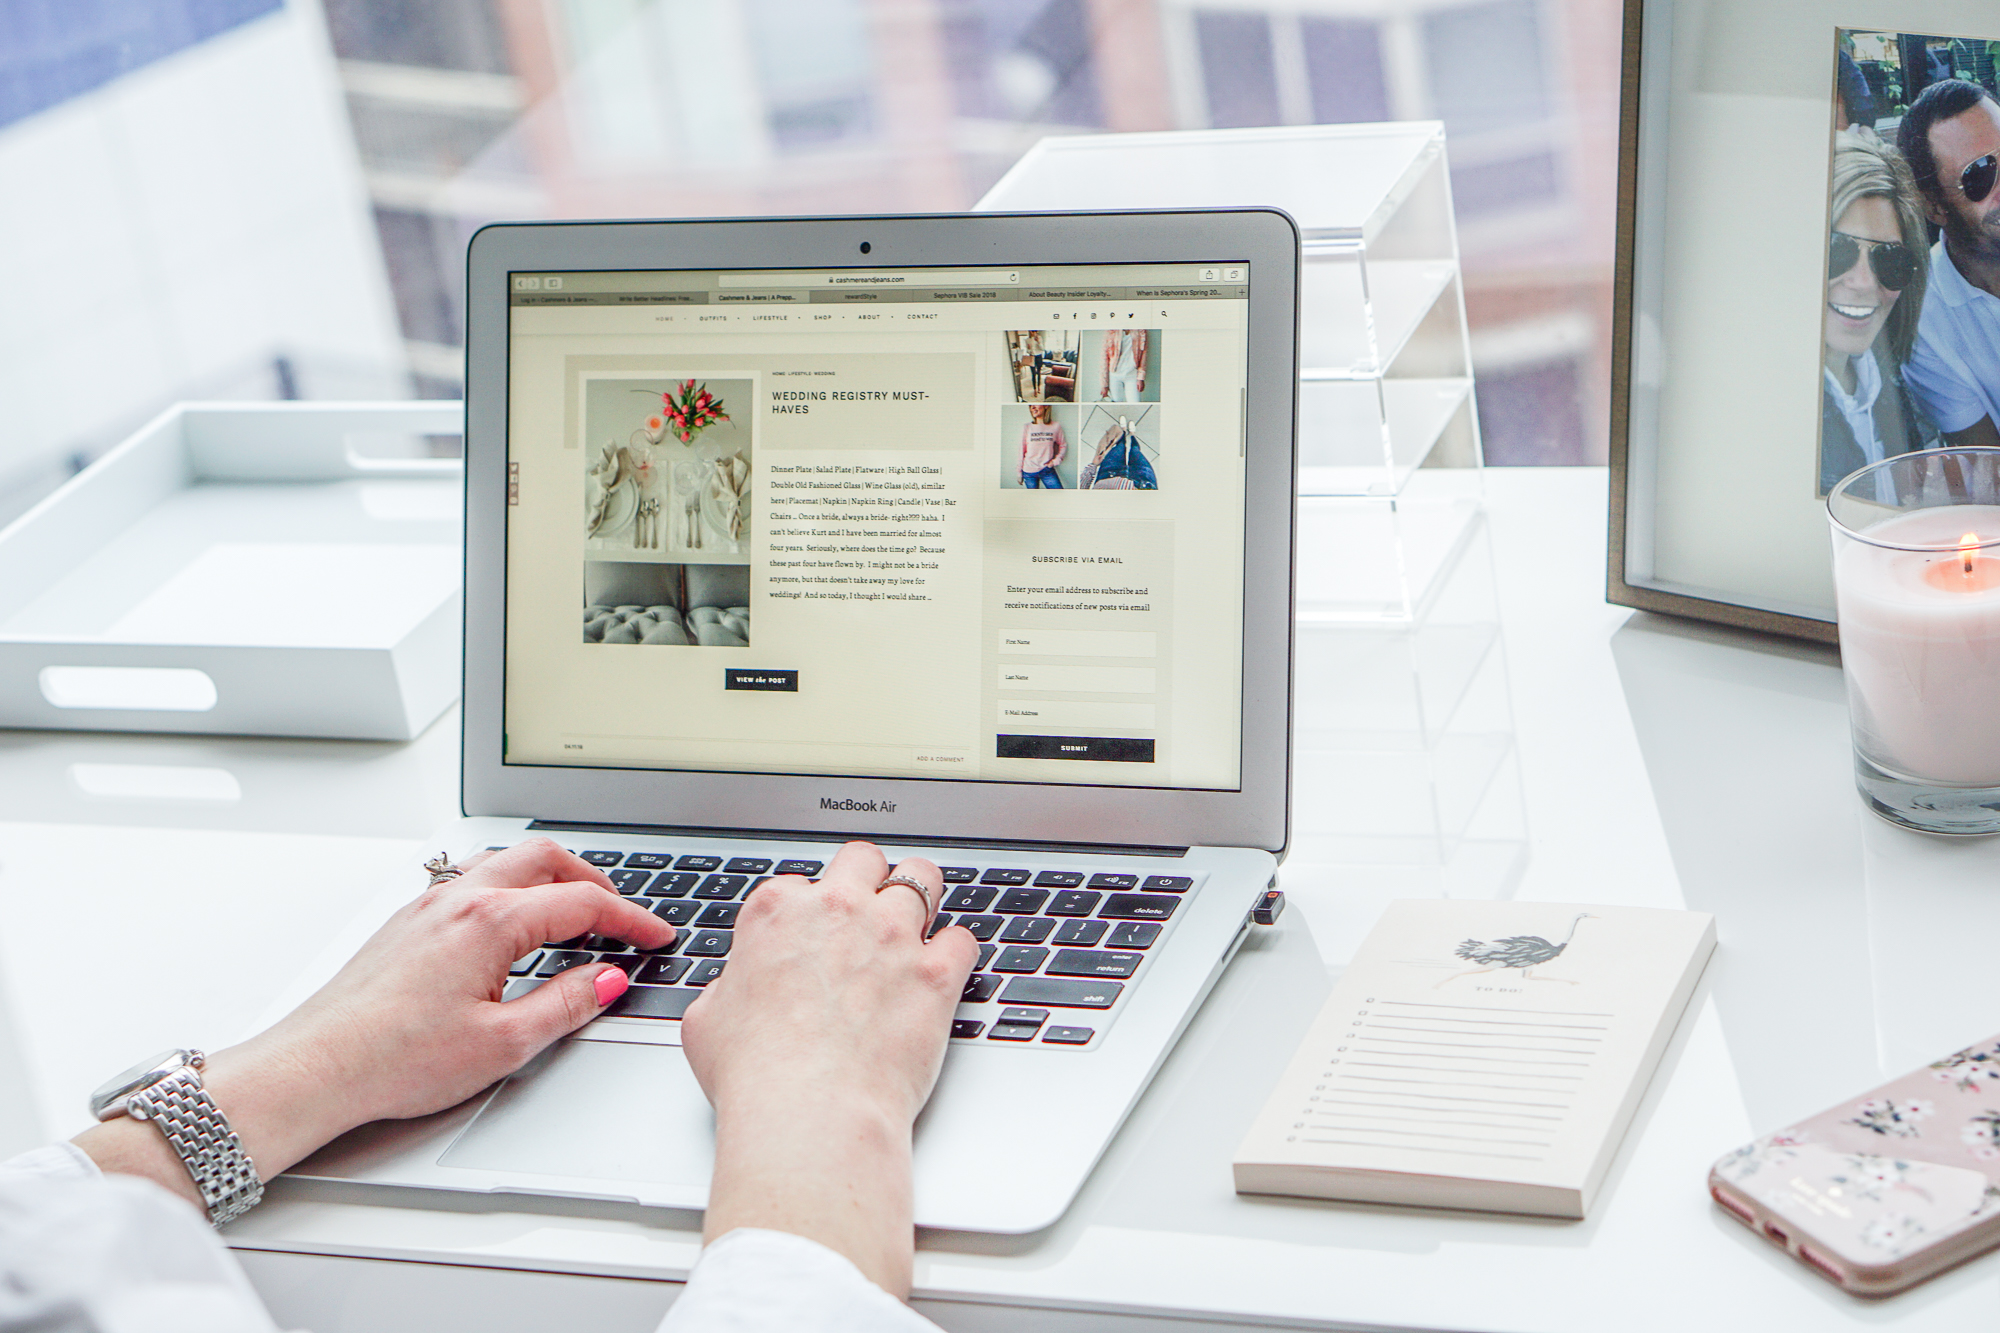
[1835,505,2000,785]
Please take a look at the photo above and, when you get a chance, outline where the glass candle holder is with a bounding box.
[1829,447,2000,835]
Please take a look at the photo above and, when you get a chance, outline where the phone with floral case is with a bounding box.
[1709,1034,2000,1295]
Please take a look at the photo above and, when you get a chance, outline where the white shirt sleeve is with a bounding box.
[0,1142,290,1333]
[658,1229,943,1333]
[5,1146,941,1333]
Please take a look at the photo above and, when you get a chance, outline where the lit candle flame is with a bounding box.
[1964,532,1983,576]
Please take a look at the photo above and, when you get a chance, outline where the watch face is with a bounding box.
[88,1050,187,1117]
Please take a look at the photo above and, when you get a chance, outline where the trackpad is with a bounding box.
[440,1038,717,1188]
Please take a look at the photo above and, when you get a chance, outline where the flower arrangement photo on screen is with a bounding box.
[658,378,731,445]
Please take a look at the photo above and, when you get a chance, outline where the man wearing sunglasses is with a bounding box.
[1899,78,2000,448]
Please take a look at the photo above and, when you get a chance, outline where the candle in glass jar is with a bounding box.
[1834,505,2000,785]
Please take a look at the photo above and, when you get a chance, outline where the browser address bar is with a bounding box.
[716,270,1021,288]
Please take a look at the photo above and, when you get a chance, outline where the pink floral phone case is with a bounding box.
[1710,1033,2000,1295]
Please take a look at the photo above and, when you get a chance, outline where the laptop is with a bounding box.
[289,208,1299,1234]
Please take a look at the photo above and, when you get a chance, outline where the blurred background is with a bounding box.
[0,0,1619,524]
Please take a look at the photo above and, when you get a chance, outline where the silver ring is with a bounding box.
[876,873,934,916]
[424,852,465,887]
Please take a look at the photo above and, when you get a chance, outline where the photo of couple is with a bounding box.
[1819,30,2000,494]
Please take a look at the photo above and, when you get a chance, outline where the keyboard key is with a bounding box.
[534,949,595,977]
[1099,893,1180,921]
[994,888,1049,915]
[597,952,648,975]
[696,903,741,928]
[941,866,978,883]
[580,851,624,866]
[608,985,700,1020]
[1047,949,1142,978]
[1108,921,1163,949]
[625,853,673,870]
[999,1006,1050,1027]
[635,956,693,986]
[773,859,822,876]
[961,974,1002,1002]
[608,869,651,895]
[1142,875,1194,892]
[653,900,701,927]
[998,977,1123,1008]
[925,913,954,939]
[998,917,1054,944]
[993,946,1050,973]
[677,855,722,871]
[1087,873,1138,890]
[509,950,542,976]
[988,1023,1039,1041]
[977,944,997,970]
[950,1019,986,1039]
[694,874,750,900]
[1033,871,1084,887]
[547,934,590,950]
[646,872,700,898]
[1047,891,1101,917]
[684,930,734,957]
[724,857,772,875]
[585,935,629,953]
[686,959,728,986]
[1043,1026,1095,1044]
[957,914,1001,941]
[502,976,543,1000]
[981,868,1032,885]
[1053,919,1108,947]
[943,886,998,913]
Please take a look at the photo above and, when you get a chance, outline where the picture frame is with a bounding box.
[1607,0,2000,643]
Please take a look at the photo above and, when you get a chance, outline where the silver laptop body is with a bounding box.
[290,208,1299,1234]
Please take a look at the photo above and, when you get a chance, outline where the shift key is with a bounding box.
[1098,893,1179,920]
[998,977,1123,1009]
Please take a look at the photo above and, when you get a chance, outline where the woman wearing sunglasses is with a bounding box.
[1818,130,1937,496]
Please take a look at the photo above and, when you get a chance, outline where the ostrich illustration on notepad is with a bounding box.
[1436,913,1596,988]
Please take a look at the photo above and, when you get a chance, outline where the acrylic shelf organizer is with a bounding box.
[979,122,1483,622]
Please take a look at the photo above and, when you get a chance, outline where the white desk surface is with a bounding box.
[4,466,1997,1331]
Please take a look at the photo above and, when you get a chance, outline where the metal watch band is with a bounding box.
[128,1066,265,1226]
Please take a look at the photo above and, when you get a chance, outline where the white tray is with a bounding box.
[0,401,463,740]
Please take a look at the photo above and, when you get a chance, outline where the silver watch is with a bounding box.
[89,1049,264,1226]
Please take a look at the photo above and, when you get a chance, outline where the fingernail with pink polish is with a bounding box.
[593,966,628,1007]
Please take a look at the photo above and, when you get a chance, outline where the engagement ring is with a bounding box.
[876,873,933,916]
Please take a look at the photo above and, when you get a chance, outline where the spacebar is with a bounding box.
[606,985,699,1019]
[997,977,1123,1009]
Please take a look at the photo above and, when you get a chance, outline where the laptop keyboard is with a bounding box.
[498,846,1202,1049]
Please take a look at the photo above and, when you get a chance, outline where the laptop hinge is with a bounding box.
[526,819,1191,859]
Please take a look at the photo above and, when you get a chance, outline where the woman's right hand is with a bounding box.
[679,841,977,1295]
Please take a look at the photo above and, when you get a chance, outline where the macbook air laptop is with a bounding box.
[290,208,1299,1234]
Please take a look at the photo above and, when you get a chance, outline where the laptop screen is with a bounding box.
[501,261,1250,791]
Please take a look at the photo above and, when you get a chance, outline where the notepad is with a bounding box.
[1234,900,1715,1218]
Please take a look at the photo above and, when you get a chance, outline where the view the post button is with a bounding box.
[725,669,799,692]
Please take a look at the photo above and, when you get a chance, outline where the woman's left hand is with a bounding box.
[75,839,672,1206]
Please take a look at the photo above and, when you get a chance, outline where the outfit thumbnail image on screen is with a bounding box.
[1080,329,1161,404]
[1078,404,1160,490]
[585,562,749,646]
[584,376,752,557]
[1002,402,1079,490]
[1005,330,1080,403]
